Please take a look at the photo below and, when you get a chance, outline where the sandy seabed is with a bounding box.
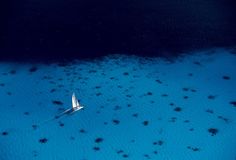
[0,48,236,160]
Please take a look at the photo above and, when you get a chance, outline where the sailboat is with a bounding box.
[55,92,84,119]
[71,92,84,112]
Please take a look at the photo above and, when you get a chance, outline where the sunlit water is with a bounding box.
[0,48,236,160]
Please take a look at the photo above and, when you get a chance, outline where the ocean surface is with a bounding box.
[0,48,236,160]
[1,0,236,59]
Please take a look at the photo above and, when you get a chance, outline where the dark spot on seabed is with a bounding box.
[24,112,30,115]
[155,79,162,84]
[117,85,123,88]
[52,100,63,105]
[217,116,229,123]
[192,148,200,151]
[184,120,190,123]
[187,146,200,152]
[161,94,168,97]
[123,72,129,76]
[169,117,177,122]
[183,96,188,99]
[59,122,64,127]
[55,115,60,119]
[10,70,16,74]
[150,100,155,104]
[126,94,132,98]
[0,83,5,87]
[39,138,48,143]
[1,131,8,136]
[146,92,153,96]
[206,109,214,114]
[95,137,103,143]
[153,140,164,146]
[229,101,236,107]
[70,136,75,140]
[193,61,201,65]
[7,92,12,95]
[95,86,101,89]
[122,154,129,158]
[157,140,164,146]
[208,128,219,136]
[96,92,102,96]
[189,128,194,131]
[143,120,149,126]
[32,124,38,130]
[174,107,182,112]
[112,119,120,125]
[222,76,230,80]
[50,89,56,93]
[29,66,38,73]
[113,105,122,110]
[93,146,100,151]
[79,129,86,133]
[144,154,151,159]
[182,88,189,91]
[208,95,216,100]
[117,150,124,154]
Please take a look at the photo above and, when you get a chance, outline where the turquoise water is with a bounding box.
[0,49,236,160]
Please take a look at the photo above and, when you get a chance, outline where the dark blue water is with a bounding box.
[1,0,236,60]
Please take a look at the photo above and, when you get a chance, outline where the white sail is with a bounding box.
[76,100,80,107]
[72,92,84,111]
[72,92,78,109]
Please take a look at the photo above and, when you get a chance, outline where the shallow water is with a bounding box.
[0,49,236,160]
